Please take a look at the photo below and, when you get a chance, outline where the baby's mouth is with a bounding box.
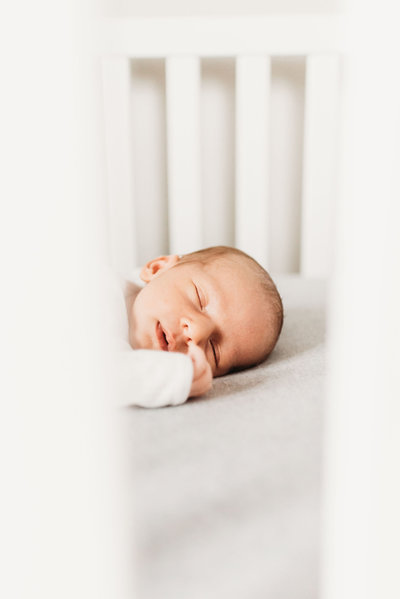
[156,321,169,351]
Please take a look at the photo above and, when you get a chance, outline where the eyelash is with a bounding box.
[210,339,217,366]
[194,284,202,308]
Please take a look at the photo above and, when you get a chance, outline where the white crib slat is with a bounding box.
[102,57,137,274]
[166,56,202,255]
[301,54,340,278]
[235,55,270,267]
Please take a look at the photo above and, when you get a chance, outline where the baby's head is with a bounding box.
[129,246,283,376]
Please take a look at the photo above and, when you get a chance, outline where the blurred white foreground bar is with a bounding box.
[0,2,133,598]
[323,2,400,598]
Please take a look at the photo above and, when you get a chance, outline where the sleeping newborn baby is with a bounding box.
[115,245,283,408]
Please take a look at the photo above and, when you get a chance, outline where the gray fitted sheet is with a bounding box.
[123,275,327,599]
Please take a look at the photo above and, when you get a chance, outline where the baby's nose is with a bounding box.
[180,314,213,346]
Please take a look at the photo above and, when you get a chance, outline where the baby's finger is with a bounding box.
[187,342,209,378]
[189,362,213,396]
[187,340,206,366]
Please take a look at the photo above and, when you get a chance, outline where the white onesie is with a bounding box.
[106,267,193,408]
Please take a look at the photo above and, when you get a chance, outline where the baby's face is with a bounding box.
[129,255,272,376]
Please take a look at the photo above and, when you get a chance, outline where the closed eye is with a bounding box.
[210,339,218,368]
[194,283,202,308]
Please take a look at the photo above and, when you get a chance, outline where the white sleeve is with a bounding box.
[115,347,193,408]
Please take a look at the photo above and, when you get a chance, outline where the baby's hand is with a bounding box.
[187,341,213,397]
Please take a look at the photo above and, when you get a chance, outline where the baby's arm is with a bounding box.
[116,348,193,408]
[114,345,212,408]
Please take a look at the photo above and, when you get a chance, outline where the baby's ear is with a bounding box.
[140,254,180,283]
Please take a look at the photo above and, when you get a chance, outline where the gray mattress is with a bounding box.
[124,275,326,599]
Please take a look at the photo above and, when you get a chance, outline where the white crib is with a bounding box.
[95,12,400,599]
[97,15,343,278]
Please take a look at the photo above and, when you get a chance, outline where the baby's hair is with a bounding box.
[178,245,284,366]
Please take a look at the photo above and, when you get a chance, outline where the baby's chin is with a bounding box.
[128,325,143,350]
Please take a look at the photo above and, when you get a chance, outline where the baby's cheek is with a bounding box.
[131,300,155,349]
[130,319,151,350]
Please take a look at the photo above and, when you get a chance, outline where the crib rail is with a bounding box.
[95,16,344,57]
[96,16,344,276]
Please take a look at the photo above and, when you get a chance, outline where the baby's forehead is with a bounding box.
[204,255,261,288]
[200,259,269,313]
[201,253,256,279]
